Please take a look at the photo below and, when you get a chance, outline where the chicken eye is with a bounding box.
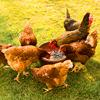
[65,20,68,22]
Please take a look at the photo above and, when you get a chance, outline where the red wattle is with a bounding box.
[52,45,56,48]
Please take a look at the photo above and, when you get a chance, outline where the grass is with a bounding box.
[0,0,100,100]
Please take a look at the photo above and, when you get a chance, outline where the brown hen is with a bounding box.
[2,46,51,83]
[60,28,99,72]
[31,60,73,93]
[19,22,37,46]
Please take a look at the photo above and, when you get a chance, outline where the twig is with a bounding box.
[23,86,27,94]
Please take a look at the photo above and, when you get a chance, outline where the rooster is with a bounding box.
[19,22,37,46]
[0,44,12,69]
[64,9,81,31]
[59,28,99,72]
[49,12,93,48]
[31,60,73,93]
[2,46,51,83]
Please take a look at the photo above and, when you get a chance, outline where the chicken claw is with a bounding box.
[14,72,21,83]
[3,65,9,69]
[23,71,29,76]
[1,64,9,69]
[14,77,21,83]
[70,63,78,72]
[43,88,52,93]
[76,65,84,72]
[70,67,78,72]
[62,83,70,88]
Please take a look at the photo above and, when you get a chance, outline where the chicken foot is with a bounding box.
[43,88,52,93]
[1,63,9,69]
[71,63,79,72]
[76,65,84,72]
[23,71,29,76]
[14,72,21,83]
[43,83,53,93]
[62,83,70,88]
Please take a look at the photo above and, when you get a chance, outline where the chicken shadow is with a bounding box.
[67,58,100,87]
[24,58,100,94]
[84,58,100,80]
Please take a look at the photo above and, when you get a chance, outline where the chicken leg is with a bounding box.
[43,88,52,93]
[76,65,84,72]
[62,83,70,88]
[71,63,78,72]
[1,63,9,69]
[23,71,29,76]
[43,83,53,93]
[14,72,21,83]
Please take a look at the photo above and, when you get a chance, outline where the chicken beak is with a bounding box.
[49,40,53,46]
[89,15,93,26]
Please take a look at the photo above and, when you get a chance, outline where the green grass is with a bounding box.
[0,0,100,100]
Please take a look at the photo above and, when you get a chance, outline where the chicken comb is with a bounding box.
[89,15,93,23]
[8,44,13,47]
[49,39,53,46]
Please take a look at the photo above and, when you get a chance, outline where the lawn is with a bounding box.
[0,0,100,100]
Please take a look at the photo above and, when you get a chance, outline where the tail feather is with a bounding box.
[86,28,99,48]
[79,12,90,33]
[66,9,71,19]
[91,28,99,42]
[92,28,99,35]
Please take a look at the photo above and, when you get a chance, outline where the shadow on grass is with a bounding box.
[0,58,100,100]
[26,58,100,99]
[1,61,99,99]
[65,58,100,99]
[31,58,100,99]
[85,58,100,81]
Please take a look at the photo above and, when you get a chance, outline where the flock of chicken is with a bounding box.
[0,9,99,93]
